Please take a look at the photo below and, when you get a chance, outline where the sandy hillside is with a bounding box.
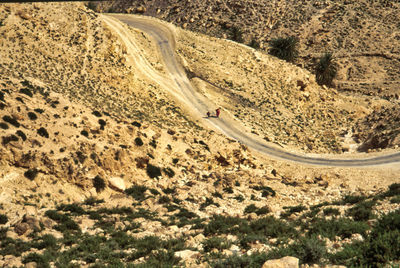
[0,2,399,267]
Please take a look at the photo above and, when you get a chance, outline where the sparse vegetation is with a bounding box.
[146,164,162,178]
[2,134,19,145]
[3,115,20,127]
[230,26,244,43]
[0,214,8,224]
[125,185,148,201]
[315,52,337,87]
[163,167,175,178]
[24,169,39,180]
[28,112,38,120]
[80,130,89,137]
[0,122,8,129]
[19,88,33,97]
[134,137,144,146]
[37,127,49,138]
[16,130,27,141]
[93,175,106,192]
[269,36,299,62]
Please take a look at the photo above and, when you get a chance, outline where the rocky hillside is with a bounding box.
[93,0,400,152]
[94,0,400,95]
[0,2,399,267]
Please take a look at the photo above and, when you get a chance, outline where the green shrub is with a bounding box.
[341,194,367,205]
[93,175,106,192]
[0,214,8,224]
[244,204,258,214]
[305,217,369,240]
[132,121,141,128]
[44,210,80,233]
[28,112,37,120]
[3,115,20,127]
[139,250,181,267]
[211,252,268,268]
[203,237,231,252]
[328,240,365,266]
[125,185,148,201]
[383,183,400,198]
[149,188,160,195]
[24,169,38,180]
[212,192,223,199]
[233,194,245,202]
[200,197,219,211]
[252,185,276,197]
[80,130,89,137]
[266,235,327,264]
[37,127,49,138]
[323,207,340,216]
[19,88,33,97]
[230,26,244,43]
[162,187,176,194]
[84,197,104,206]
[16,130,26,141]
[92,110,102,117]
[163,167,175,178]
[0,122,8,129]
[158,195,171,204]
[223,187,233,194]
[134,137,144,146]
[249,38,260,49]
[250,216,297,239]
[294,235,327,264]
[315,52,337,87]
[2,134,18,145]
[22,252,50,268]
[34,234,58,250]
[346,200,375,221]
[57,203,85,215]
[281,205,307,218]
[255,206,270,215]
[146,164,161,178]
[363,229,400,266]
[204,215,246,236]
[390,196,400,204]
[269,36,299,62]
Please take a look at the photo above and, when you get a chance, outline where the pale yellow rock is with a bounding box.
[174,249,200,260]
[262,256,299,268]
[108,177,126,192]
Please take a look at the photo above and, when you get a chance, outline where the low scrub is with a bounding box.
[315,52,337,87]
[125,185,148,201]
[269,36,299,62]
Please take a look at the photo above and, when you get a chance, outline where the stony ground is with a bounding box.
[0,2,399,267]
[95,0,400,93]
[93,0,400,152]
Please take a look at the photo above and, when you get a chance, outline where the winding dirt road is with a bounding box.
[105,14,400,167]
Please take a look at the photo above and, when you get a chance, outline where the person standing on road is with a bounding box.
[216,108,221,118]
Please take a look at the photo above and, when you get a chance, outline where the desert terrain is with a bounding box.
[0,2,399,267]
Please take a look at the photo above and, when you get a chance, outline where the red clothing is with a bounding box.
[216,109,221,117]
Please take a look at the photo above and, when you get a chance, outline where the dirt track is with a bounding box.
[104,14,400,167]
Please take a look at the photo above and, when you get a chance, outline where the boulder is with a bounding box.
[174,250,200,260]
[14,222,29,236]
[108,177,126,192]
[25,262,37,268]
[262,256,299,268]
